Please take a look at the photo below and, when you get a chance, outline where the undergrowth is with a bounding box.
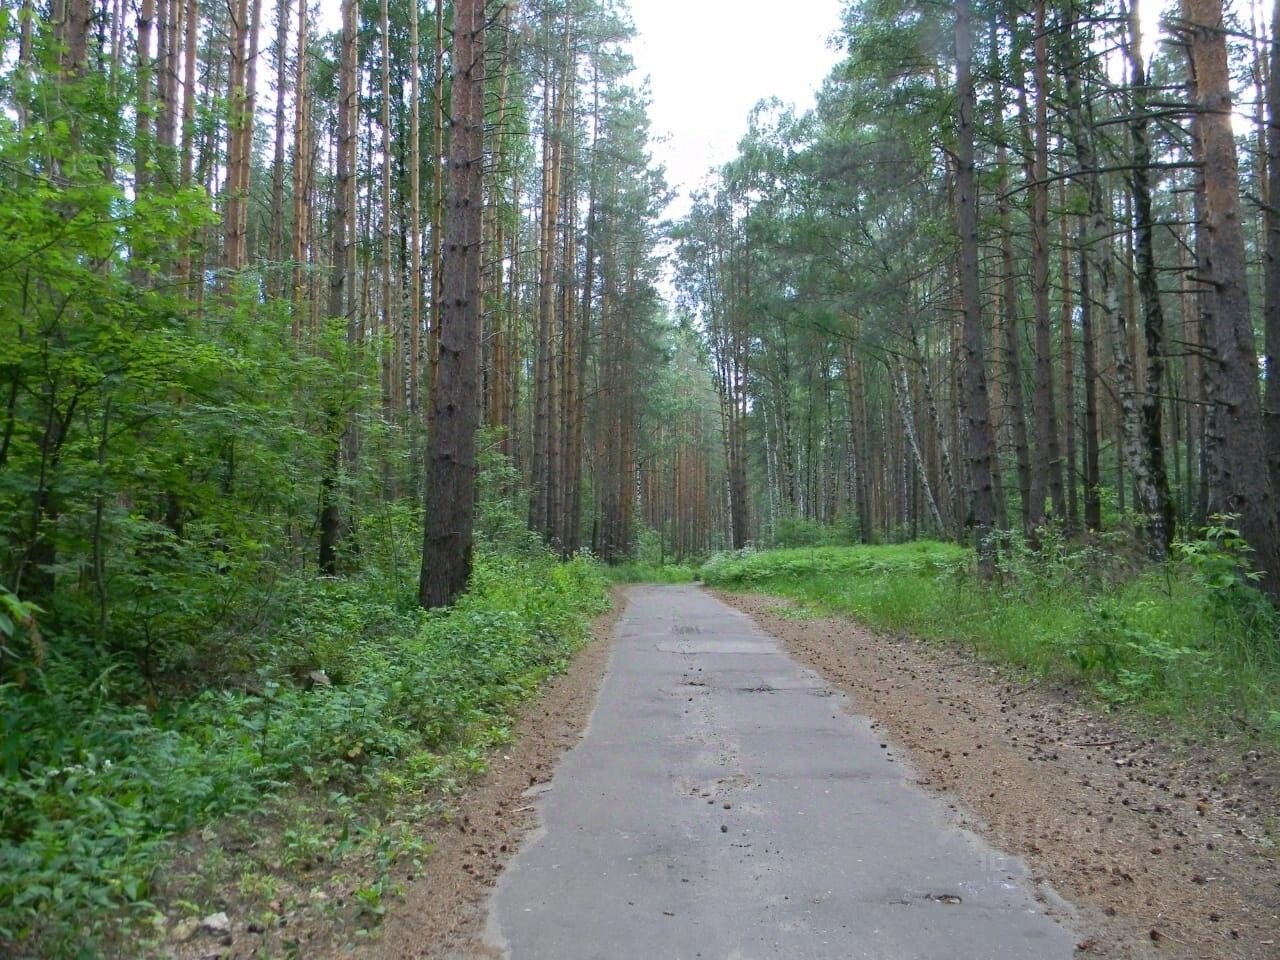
[0,549,607,957]
[606,561,699,584]
[701,525,1280,746]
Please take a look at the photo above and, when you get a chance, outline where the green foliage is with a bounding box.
[0,21,396,697]
[1176,515,1276,639]
[701,541,967,587]
[607,562,698,584]
[624,525,702,579]
[0,12,620,959]
[768,515,856,549]
[0,587,42,676]
[630,526,665,566]
[0,551,608,955]
[703,539,1280,744]
[1071,599,1217,706]
[475,430,544,557]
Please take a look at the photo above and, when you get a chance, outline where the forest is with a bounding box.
[2,0,1279,955]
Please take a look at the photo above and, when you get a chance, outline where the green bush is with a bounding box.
[0,551,608,955]
[768,515,849,549]
[701,541,967,588]
[607,561,698,584]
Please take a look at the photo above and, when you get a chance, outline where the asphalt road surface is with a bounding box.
[485,585,1079,959]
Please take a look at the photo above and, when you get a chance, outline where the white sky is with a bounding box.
[627,0,1177,221]
[627,0,845,218]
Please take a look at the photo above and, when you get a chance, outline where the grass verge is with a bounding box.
[701,540,1280,746]
[0,551,608,957]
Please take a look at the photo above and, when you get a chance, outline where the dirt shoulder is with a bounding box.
[352,586,626,960]
[716,590,1280,960]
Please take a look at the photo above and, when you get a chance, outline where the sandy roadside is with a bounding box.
[716,590,1280,960]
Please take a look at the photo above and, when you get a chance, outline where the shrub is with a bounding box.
[0,550,607,955]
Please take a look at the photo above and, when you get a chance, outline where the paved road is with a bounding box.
[485,585,1079,959]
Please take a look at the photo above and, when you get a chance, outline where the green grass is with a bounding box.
[0,550,608,957]
[701,541,1280,745]
[606,561,699,584]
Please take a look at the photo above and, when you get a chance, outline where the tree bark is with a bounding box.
[1064,2,1121,536]
[136,0,154,192]
[179,0,197,189]
[409,0,423,413]
[1266,0,1280,492]
[380,0,395,411]
[222,0,248,271]
[1060,184,1079,530]
[955,0,996,575]
[269,0,290,296]
[1125,5,1175,556]
[1030,0,1064,524]
[290,0,309,326]
[318,0,358,574]
[893,357,945,534]
[428,0,445,407]
[157,0,179,171]
[420,0,485,608]
[1182,0,1280,601]
[1078,221,1103,531]
[996,136,1033,535]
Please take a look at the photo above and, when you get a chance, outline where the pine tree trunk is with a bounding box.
[1030,0,1064,523]
[955,0,996,575]
[1265,0,1280,493]
[1078,224,1102,531]
[559,107,580,554]
[409,0,423,414]
[1177,195,1200,522]
[177,0,198,296]
[428,0,445,407]
[531,39,564,539]
[290,0,309,327]
[548,14,573,547]
[136,0,154,193]
[15,0,33,132]
[1064,5,1121,535]
[236,0,260,267]
[269,0,290,297]
[157,0,179,169]
[567,63,600,552]
[1060,185,1079,530]
[420,0,485,608]
[485,5,512,441]
[916,327,960,537]
[380,0,395,412]
[1182,0,1280,601]
[997,165,1033,536]
[180,0,197,187]
[319,0,358,574]
[989,27,1033,537]
[222,0,248,271]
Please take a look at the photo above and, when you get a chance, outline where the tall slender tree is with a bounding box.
[955,0,996,575]
[1125,3,1175,556]
[1181,0,1280,600]
[421,0,485,608]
